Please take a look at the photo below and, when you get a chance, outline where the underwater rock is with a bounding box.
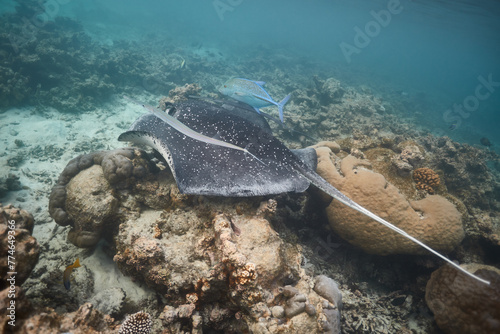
[89,287,126,317]
[49,148,156,247]
[313,77,345,105]
[313,275,342,309]
[66,165,119,247]
[0,204,39,289]
[421,135,496,212]
[425,263,500,334]
[0,286,32,331]
[46,147,341,332]
[315,147,464,255]
[12,302,115,333]
[392,143,425,177]
[159,83,202,108]
[1,203,35,233]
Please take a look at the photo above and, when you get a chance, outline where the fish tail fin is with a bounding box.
[74,258,81,268]
[277,94,291,123]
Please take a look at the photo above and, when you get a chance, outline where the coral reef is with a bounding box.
[118,311,152,334]
[10,303,116,334]
[0,1,199,112]
[392,143,425,177]
[413,167,440,194]
[48,148,156,247]
[425,263,500,334]
[420,136,498,210]
[0,204,39,289]
[313,77,345,105]
[315,146,464,255]
[159,83,202,109]
[49,149,343,333]
[0,286,33,332]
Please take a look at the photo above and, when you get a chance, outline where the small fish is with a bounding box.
[180,57,185,69]
[219,78,291,123]
[480,137,492,147]
[63,258,81,290]
[448,120,458,130]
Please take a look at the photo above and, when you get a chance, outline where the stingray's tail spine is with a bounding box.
[296,163,490,285]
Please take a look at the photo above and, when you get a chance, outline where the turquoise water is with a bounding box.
[2,0,500,145]
[2,2,499,331]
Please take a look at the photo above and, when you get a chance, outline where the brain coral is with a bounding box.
[425,263,500,334]
[315,147,464,255]
[49,148,156,247]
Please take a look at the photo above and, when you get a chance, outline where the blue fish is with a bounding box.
[448,120,458,130]
[219,78,291,123]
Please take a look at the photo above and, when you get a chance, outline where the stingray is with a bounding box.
[118,96,489,285]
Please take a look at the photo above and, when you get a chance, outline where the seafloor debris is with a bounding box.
[413,167,440,194]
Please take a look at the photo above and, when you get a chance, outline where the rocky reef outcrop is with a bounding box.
[48,148,343,333]
[425,263,500,334]
[49,148,157,247]
[0,204,39,332]
[0,204,39,289]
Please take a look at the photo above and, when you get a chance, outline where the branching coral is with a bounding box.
[413,167,440,194]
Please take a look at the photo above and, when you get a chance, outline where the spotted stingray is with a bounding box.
[118,96,489,285]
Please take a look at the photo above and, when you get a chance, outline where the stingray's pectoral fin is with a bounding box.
[212,132,223,141]
[243,144,267,166]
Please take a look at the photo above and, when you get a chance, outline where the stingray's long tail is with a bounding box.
[296,163,490,285]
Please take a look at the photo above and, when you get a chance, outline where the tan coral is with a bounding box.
[413,167,440,194]
[315,147,464,255]
[0,204,40,288]
[425,263,500,334]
